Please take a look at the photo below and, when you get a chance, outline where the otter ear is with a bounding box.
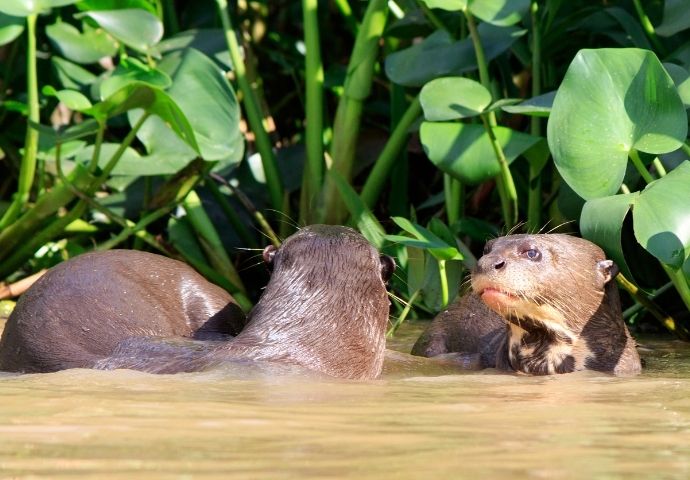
[380,255,396,282]
[596,259,619,285]
[263,245,277,270]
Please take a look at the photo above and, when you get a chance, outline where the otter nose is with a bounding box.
[493,258,506,270]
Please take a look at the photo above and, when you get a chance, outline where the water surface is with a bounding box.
[1,321,690,479]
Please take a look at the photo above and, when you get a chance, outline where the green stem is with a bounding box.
[162,0,180,35]
[629,149,654,184]
[663,264,690,315]
[101,112,151,180]
[215,0,283,211]
[467,10,517,228]
[332,0,358,34]
[438,259,449,307]
[632,0,666,55]
[322,0,388,223]
[416,0,447,32]
[444,174,462,225]
[88,120,106,172]
[96,206,174,251]
[387,289,420,337]
[300,0,324,225]
[0,14,39,230]
[361,96,421,209]
[527,0,542,232]
[652,157,667,177]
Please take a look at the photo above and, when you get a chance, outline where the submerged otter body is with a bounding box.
[412,234,641,376]
[0,225,394,380]
[0,250,245,373]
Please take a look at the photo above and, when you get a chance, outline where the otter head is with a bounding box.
[239,224,395,380]
[471,234,618,340]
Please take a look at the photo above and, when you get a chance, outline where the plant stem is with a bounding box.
[387,289,420,337]
[438,259,449,307]
[215,0,283,211]
[652,157,667,177]
[299,0,324,225]
[663,263,690,315]
[527,0,542,232]
[444,174,462,225]
[321,0,388,223]
[101,112,151,180]
[0,14,39,230]
[332,0,358,34]
[360,95,421,209]
[88,120,106,172]
[632,0,666,55]
[466,10,517,228]
[629,149,654,183]
[96,206,174,251]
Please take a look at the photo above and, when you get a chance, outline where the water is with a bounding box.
[2,320,690,479]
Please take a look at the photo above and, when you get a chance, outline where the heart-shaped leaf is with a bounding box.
[468,0,529,27]
[421,122,540,184]
[547,48,687,199]
[46,21,117,64]
[420,77,492,120]
[385,24,526,87]
[42,85,93,111]
[77,9,163,54]
[633,161,690,269]
[100,57,171,99]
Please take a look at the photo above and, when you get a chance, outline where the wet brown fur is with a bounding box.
[412,234,641,376]
[0,225,393,380]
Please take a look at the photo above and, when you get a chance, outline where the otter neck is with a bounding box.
[506,322,578,375]
[221,265,388,380]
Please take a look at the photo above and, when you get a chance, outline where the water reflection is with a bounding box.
[1,321,690,478]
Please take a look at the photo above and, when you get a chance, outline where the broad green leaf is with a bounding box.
[421,122,540,184]
[385,24,526,87]
[657,0,690,37]
[42,85,93,111]
[0,12,23,46]
[74,142,160,176]
[468,0,528,26]
[633,162,690,269]
[420,252,464,310]
[46,21,117,64]
[406,246,426,296]
[100,57,171,99]
[329,170,386,248]
[158,48,241,163]
[87,82,199,154]
[0,0,79,16]
[30,118,99,143]
[523,138,550,176]
[52,57,97,90]
[420,77,491,120]
[501,90,555,116]
[419,0,467,11]
[664,62,690,108]
[580,193,637,282]
[158,29,232,69]
[547,48,687,199]
[77,9,163,54]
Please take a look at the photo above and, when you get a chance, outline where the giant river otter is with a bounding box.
[412,234,641,375]
[0,225,395,380]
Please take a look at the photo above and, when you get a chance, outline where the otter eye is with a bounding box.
[524,248,541,261]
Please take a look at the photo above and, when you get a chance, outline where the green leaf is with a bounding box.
[501,90,555,116]
[468,0,529,27]
[580,193,637,282]
[74,142,148,176]
[385,24,526,87]
[52,57,97,90]
[419,0,467,11]
[657,0,690,37]
[77,9,163,54]
[75,0,158,14]
[406,246,427,296]
[664,62,690,109]
[633,162,690,269]
[100,57,171,99]
[158,29,232,69]
[158,48,242,163]
[329,169,386,248]
[421,122,541,184]
[604,7,651,49]
[0,0,79,16]
[547,48,687,199]
[0,12,23,46]
[87,82,199,154]
[387,217,463,261]
[420,77,491,120]
[42,85,93,111]
[46,21,117,64]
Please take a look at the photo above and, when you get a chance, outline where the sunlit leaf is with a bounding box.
[420,77,491,120]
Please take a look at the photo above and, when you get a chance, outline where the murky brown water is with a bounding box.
[2,321,690,479]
